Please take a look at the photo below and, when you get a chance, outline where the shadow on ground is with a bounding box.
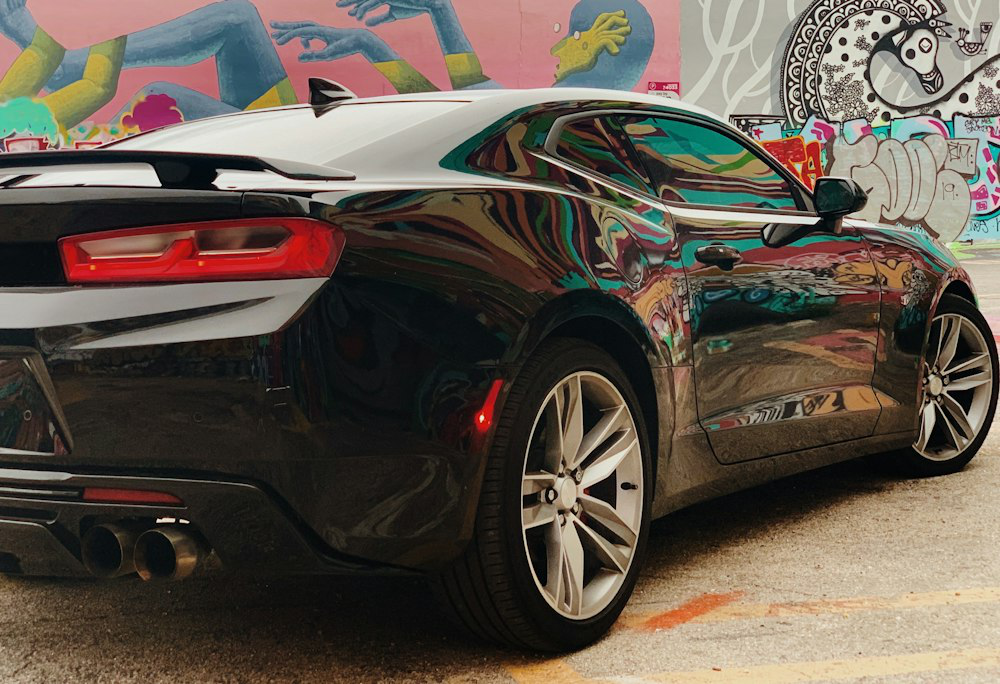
[2,455,939,681]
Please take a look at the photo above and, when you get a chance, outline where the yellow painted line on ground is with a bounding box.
[621,586,1000,630]
[507,589,1000,683]
[627,647,1000,683]
[505,658,588,684]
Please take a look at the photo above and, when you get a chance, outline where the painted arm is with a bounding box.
[335,0,494,89]
[0,27,64,99]
[0,25,125,129]
[42,35,127,128]
[3,3,293,111]
[270,21,436,93]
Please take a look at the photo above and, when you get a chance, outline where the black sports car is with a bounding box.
[0,84,995,651]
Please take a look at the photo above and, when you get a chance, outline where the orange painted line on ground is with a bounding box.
[621,587,1000,630]
[639,591,746,631]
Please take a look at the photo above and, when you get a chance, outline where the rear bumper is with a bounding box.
[0,468,407,577]
[0,275,502,574]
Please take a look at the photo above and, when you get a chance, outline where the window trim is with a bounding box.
[545,112,657,197]
[543,108,817,217]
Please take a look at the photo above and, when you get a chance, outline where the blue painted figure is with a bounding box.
[270,0,653,93]
[0,0,297,120]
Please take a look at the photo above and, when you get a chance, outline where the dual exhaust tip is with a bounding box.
[82,523,213,581]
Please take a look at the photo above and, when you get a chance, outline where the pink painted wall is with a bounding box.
[0,0,679,142]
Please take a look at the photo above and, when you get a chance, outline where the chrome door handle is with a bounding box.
[695,243,743,271]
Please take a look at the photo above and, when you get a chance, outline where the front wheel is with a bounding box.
[894,294,998,476]
[434,339,652,651]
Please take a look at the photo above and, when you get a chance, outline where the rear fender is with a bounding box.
[499,290,671,507]
[504,289,667,370]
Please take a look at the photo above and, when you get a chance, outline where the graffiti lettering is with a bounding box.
[827,133,975,241]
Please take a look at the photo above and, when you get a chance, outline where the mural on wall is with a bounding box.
[682,0,1000,244]
[0,0,678,151]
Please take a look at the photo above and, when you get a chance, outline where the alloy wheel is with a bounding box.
[520,371,644,620]
[916,312,995,461]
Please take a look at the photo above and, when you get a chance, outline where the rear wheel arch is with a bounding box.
[544,316,660,481]
[504,294,665,492]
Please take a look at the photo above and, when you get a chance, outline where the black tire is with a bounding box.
[886,294,998,477]
[433,338,653,651]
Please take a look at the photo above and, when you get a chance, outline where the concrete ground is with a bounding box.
[3,263,1000,683]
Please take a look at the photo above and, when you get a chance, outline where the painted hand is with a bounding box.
[334,0,453,27]
[0,0,35,48]
[270,21,396,62]
[551,10,631,82]
[0,0,27,14]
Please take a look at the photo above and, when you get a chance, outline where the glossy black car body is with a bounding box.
[0,88,982,581]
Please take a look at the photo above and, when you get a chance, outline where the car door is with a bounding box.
[620,114,883,463]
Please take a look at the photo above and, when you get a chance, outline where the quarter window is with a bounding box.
[620,116,798,211]
[554,116,652,194]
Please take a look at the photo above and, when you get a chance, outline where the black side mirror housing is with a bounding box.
[814,177,868,219]
[763,178,869,249]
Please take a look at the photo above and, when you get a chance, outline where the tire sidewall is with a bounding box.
[495,340,653,650]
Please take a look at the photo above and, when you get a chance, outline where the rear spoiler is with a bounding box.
[0,150,355,189]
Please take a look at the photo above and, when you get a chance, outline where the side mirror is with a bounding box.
[814,177,868,218]
[763,177,870,249]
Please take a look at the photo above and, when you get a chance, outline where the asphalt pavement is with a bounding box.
[3,261,1000,683]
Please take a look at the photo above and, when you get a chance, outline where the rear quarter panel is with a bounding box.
[242,175,690,563]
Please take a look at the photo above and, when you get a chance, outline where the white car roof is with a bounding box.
[92,88,728,187]
[341,88,724,124]
[314,88,726,179]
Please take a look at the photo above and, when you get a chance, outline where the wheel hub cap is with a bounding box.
[927,374,944,397]
[556,477,578,511]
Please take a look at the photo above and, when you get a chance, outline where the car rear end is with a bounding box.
[0,167,366,577]
[0,98,505,581]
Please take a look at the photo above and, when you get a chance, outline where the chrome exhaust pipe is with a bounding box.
[134,526,211,581]
[81,523,144,578]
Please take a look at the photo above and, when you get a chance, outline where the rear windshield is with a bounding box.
[110,101,468,167]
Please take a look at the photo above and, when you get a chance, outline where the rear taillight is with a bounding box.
[58,218,344,283]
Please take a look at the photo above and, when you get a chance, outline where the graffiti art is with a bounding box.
[682,0,1000,245]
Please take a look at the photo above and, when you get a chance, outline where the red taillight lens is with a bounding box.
[82,487,183,506]
[59,218,344,283]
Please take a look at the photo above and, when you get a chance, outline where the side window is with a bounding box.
[620,116,799,211]
[554,116,653,194]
